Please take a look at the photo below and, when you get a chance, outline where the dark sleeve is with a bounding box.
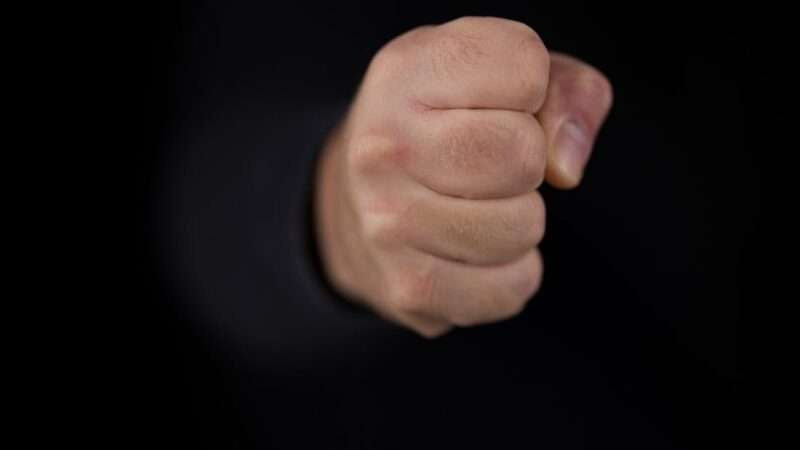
[145,3,411,371]
[153,95,404,370]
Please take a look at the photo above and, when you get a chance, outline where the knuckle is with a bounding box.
[388,264,438,315]
[367,25,436,78]
[369,24,436,79]
[361,208,404,247]
[347,133,405,177]
[367,40,408,80]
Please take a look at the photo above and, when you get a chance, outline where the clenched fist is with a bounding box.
[314,17,612,337]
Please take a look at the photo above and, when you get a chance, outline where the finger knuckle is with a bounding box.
[361,208,405,247]
[388,264,438,316]
[347,133,406,177]
[367,40,408,80]
[370,23,439,79]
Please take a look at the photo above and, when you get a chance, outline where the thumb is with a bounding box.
[537,53,613,189]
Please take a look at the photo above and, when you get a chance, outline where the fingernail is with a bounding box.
[555,119,592,184]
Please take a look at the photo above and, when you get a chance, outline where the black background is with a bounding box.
[124,1,769,448]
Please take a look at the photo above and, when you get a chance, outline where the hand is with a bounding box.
[314,17,613,337]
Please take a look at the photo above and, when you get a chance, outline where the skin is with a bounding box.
[314,17,613,337]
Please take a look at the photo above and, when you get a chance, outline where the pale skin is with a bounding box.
[314,17,613,337]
